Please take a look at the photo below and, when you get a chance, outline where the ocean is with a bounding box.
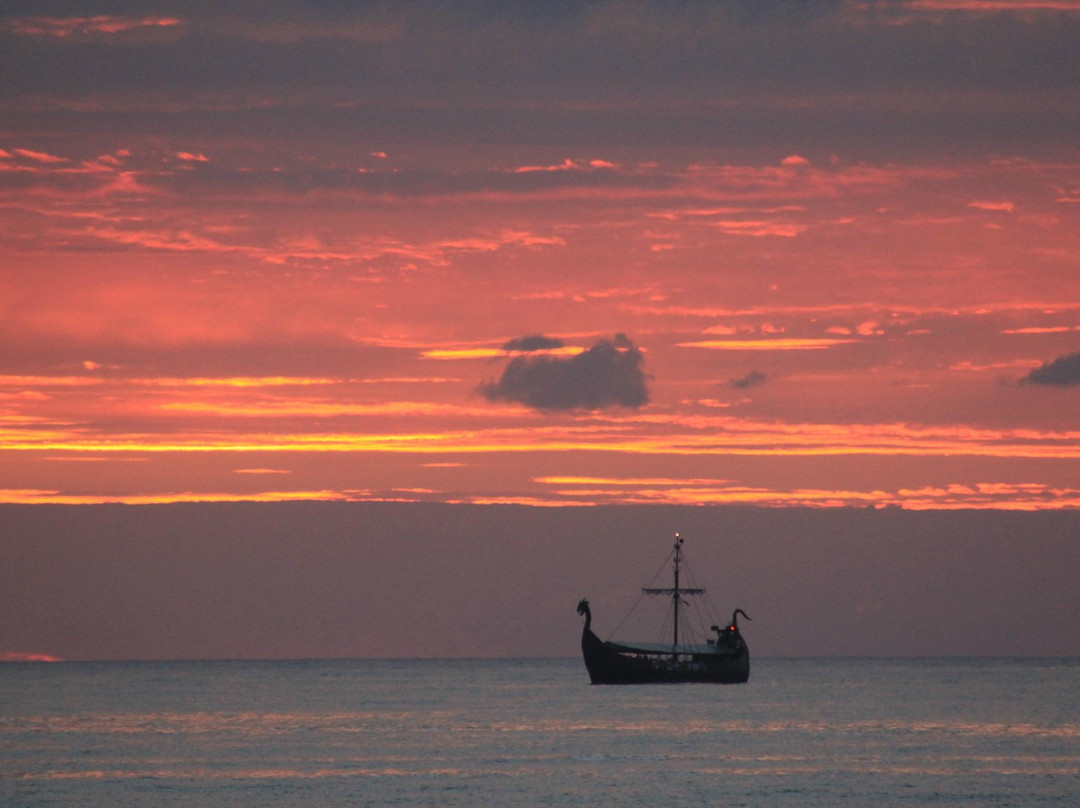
[2,658,1077,807]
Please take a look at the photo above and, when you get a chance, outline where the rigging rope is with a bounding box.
[606,589,646,641]
[606,541,726,647]
[681,554,722,643]
[605,544,676,641]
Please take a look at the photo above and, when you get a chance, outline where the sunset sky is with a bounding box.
[2,1,1080,662]
[2,0,1079,509]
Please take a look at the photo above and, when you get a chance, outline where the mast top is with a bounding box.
[641,534,705,596]
[641,533,705,649]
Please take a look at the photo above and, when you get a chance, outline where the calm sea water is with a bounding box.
[1,658,1077,807]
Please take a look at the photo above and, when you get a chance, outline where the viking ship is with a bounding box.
[577,535,750,684]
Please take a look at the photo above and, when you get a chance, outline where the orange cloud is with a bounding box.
[12,149,68,163]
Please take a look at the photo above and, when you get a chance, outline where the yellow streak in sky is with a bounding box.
[4,411,1080,460]
[0,375,103,387]
[419,348,506,359]
[1,375,445,390]
[534,476,1080,509]
[4,426,1080,459]
[4,481,1078,508]
[0,489,349,505]
[421,346,583,360]
[535,476,732,486]
[548,487,892,506]
[157,401,515,418]
[678,338,856,350]
[134,377,339,387]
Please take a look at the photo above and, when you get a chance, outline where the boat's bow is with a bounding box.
[576,598,606,679]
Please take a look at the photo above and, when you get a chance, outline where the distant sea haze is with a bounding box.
[1,503,1078,661]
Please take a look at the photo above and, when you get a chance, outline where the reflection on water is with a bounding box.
[2,658,1078,807]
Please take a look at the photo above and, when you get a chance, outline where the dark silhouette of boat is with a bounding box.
[577,534,750,684]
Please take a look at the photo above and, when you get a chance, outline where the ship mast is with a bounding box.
[642,534,705,650]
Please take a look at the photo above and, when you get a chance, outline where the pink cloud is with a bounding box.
[13,149,68,163]
[3,16,182,38]
[0,651,63,662]
[678,161,921,203]
[702,324,741,335]
[907,1,1080,11]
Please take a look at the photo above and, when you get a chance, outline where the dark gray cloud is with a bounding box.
[1022,351,1080,387]
[502,335,564,352]
[2,1,1078,157]
[729,370,767,389]
[479,333,649,411]
[6,0,1076,101]
[0,149,677,200]
[142,161,675,199]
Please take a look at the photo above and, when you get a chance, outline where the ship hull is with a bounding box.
[581,628,749,685]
